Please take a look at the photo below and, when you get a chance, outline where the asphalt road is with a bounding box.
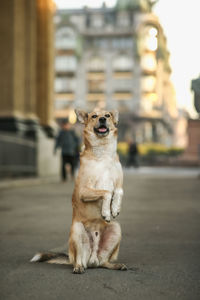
[0,169,200,300]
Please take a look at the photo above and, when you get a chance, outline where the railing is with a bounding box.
[0,133,37,177]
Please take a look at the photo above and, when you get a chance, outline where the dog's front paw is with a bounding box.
[111,189,123,218]
[101,192,112,222]
[101,211,111,222]
[111,202,120,218]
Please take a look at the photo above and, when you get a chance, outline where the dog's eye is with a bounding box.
[92,114,98,119]
[105,114,110,118]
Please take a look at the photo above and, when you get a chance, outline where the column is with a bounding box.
[36,0,55,129]
[0,0,38,133]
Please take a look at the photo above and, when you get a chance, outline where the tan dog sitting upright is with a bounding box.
[31,109,127,273]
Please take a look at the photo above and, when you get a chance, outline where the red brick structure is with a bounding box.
[183,119,200,165]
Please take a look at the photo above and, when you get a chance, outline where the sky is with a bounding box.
[54,0,200,117]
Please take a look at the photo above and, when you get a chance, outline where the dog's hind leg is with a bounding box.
[98,222,127,271]
[109,242,120,262]
[69,222,91,274]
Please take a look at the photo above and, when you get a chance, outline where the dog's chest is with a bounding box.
[86,158,121,191]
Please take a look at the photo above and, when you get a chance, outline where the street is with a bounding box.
[0,169,200,300]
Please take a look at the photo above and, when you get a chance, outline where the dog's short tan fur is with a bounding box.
[31,109,127,273]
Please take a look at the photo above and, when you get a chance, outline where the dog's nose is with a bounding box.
[99,117,106,123]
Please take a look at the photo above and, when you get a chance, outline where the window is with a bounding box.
[143,92,158,103]
[55,56,77,72]
[143,26,158,52]
[117,12,130,27]
[54,100,69,110]
[141,76,156,92]
[141,53,157,72]
[112,38,133,49]
[92,38,109,49]
[113,79,133,91]
[55,27,76,50]
[88,56,105,71]
[91,14,104,28]
[54,77,76,92]
[113,55,133,71]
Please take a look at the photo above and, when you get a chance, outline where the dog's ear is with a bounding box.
[75,109,88,124]
[110,110,119,126]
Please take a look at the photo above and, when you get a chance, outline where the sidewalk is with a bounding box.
[0,176,60,190]
[124,166,200,177]
[0,167,199,190]
[0,173,200,300]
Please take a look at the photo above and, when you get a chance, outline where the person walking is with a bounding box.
[54,119,80,181]
[127,140,139,168]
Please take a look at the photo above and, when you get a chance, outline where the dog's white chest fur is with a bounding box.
[86,157,121,192]
[82,156,123,222]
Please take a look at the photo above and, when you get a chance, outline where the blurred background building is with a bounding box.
[0,0,198,178]
[182,76,200,165]
[54,0,178,144]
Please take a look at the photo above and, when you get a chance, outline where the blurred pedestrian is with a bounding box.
[54,119,80,181]
[127,139,139,168]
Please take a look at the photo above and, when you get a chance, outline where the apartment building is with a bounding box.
[54,0,177,144]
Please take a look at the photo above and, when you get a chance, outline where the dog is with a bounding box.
[31,109,127,274]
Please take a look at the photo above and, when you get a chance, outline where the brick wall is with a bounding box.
[183,119,200,164]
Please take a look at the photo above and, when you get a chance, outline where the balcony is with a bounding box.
[87,72,105,80]
[55,93,75,102]
[113,71,133,79]
[113,92,132,101]
[87,93,105,102]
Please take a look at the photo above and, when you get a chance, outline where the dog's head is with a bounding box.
[75,109,118,138]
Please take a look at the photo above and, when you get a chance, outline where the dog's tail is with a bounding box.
[30,252,70,265]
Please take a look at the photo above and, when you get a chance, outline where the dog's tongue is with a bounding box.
[98,127,107,133]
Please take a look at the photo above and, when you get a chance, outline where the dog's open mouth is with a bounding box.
[94,125,109,136]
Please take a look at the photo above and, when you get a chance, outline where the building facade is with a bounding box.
[54,0,178,144]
